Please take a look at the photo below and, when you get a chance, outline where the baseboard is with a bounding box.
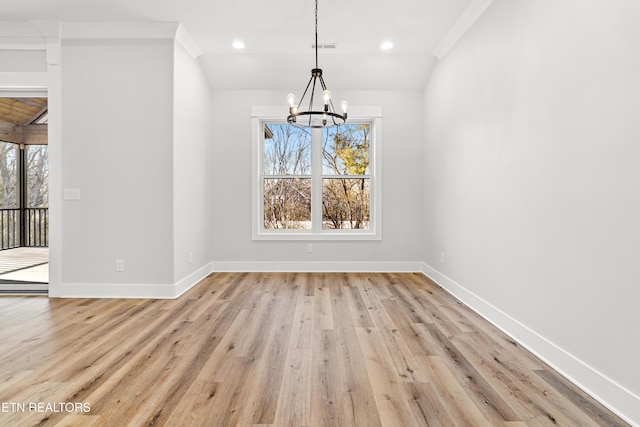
[48,261,419,298]
[49,262,213,299]
[49,282,178,299]
[174,262,214,298]
[211,260,424,273]
[420,263,640,426]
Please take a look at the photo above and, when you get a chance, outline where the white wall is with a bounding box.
[2,24,214,297]
[0,50,47,72]
[423,0,640,423]
[60,39,175,289]
[173,40,212,284]
[210,90,425,270]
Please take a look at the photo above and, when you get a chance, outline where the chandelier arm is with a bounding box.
[330,110,339,126]
[298,75,314,112]
[308,76,318,126]
[288,111,346,128]
[318,74,327,91]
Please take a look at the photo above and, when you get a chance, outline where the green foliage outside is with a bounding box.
[322,124,370,229]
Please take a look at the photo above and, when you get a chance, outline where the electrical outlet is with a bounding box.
[440,252,445,264]
[189,252,194,264]
[116,260,125,272]
[307,244,313,253]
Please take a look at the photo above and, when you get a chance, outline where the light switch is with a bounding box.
[64,188,81,200]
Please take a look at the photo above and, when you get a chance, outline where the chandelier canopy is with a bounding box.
[287,0,348,128]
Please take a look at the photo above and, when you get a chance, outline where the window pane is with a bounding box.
[0,142,18,208]
[27,145,49,208]
[322,178,370,229]
[322,124,370,175]
[264,124,311,175]
[264,178,311,229]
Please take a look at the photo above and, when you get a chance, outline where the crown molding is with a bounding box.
[432,0,495,59]
[60,22,180,40]
[1,21,203,63]
[175,24,202,59]
[59,22,202,59]
[30,21,62,38]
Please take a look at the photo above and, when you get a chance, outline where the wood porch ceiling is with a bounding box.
[0,98,48,145]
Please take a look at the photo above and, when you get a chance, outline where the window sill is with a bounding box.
[252,231,381,241]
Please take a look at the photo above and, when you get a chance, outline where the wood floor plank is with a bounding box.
[418,355,493,426]
[404,381,452,427]
[53,414,105,426]
[0,272,630,427]
[273,288,314,426]
[535,369,628,427]
[423,321,523,424]
[310,328,344,426]
[361,277,430,383]
[344,281,376,328]
[355,326,422,427]
[237,314,292,424]
[312,274,335,331]
[330,282,382,427]
[380,294,436,358]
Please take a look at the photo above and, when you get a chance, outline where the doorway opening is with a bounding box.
[0,97,48,293]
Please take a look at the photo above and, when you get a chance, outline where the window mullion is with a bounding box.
[311,127,323,233]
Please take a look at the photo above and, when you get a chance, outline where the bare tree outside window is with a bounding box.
[263,124,312,229]
[0,142,48,248]
[261,122,371,232]
[322,124,370,229]
[0,141,18,208]
[27,145,49,208]
[0,142,48,209]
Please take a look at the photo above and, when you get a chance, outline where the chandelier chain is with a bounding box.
[286,0,348,128]
[315,0,319,69]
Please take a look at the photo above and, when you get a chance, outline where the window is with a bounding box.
[252,106,382,240]
[0,141,18,208]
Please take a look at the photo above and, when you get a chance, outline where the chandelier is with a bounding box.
[287,0,348,128]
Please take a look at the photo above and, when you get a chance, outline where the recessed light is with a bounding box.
[381,41,393,50]
[232,41,245,49]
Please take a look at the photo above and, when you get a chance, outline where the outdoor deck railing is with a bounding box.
[0,208,49,250]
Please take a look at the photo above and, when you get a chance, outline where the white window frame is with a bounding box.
[252,106,382,241]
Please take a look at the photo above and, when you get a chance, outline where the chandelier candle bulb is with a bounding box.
[340,100,348,117]
[323,90,331,104]
[323,90,331,112]
[287,93,296,114]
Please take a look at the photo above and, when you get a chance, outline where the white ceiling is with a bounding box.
[0,0,475,90]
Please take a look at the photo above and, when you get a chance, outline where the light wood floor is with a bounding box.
[0,272,628,426]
